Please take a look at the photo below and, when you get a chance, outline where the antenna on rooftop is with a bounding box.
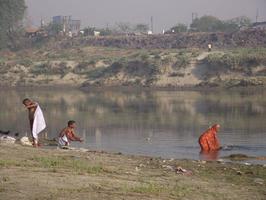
[41,17,45,28]
[151,16,154,33]
[192,12,198,23]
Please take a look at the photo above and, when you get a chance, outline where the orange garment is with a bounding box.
[199,124,221,152]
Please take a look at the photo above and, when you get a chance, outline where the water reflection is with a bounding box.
[0,88,266,160]
[95,128,102,148]
[199,151,220,161]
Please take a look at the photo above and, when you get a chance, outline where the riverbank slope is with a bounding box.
[1,46,266,89]
[0,144,265,200]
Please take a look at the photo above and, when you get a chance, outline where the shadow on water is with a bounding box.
[0,88,266,162]
[199,151,220,161]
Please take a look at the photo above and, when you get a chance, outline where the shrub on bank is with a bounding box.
[31,62,71,78]
[173,55,190,69]
[18,59,33,68]
[205,48,266,72]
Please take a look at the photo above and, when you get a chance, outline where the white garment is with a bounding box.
[0,135,16,144]
[58,135,69,146]
[32,104,46,139]
[20,136,32,146]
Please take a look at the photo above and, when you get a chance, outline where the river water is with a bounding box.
[0,88,266,162]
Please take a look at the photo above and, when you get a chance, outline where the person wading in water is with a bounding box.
[199,124,221,152]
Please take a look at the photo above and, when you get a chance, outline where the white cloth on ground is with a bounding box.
[0,135,16,144]
[20,136,32,146]
[32,104,46,139]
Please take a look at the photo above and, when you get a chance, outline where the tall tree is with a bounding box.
[134,24,149,33]
[190,15,252,33]
[190,15,223,32]
[169,23,188,33]
[0,0,26,48]
[116,22,132,33]
[83,27,96,36]
[228,16,251,28]
[45,22,63,35]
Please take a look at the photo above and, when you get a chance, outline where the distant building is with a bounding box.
[252,21,266,30]
[25,27,48,38]
[147,30,153,35]
[93,31,101,36]
[52,16,81,36]
[163,29,175,35]
[25,27,40,38]
[70,20,81,35]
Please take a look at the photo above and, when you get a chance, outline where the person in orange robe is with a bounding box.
[199,124,221,152]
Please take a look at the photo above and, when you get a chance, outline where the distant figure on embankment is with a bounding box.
[199,124,221,152]
[208,43,212,52]
[58,120,83,147]
[23,98,46,147]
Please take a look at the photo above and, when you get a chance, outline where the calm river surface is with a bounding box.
[1,88,266,162]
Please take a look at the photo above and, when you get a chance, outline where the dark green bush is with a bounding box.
[173,55,190,69]
[18,59,33,67]
[31,62,70,78]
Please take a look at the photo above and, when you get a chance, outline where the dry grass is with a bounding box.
[0,144,265,200]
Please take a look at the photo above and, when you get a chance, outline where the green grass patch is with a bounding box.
[86,67,106,79]
[0,159,22,167]
[18,59,33,67]
[32,156,104,174]
[205,48,266,71]
[124,182,167,195]
[31,62,71,77]
[0,156,104,175]
[173,55,190,69]
[123,182,196,198]
[170,185,195,198]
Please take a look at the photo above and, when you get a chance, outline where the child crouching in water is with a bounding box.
[58,120,83,147]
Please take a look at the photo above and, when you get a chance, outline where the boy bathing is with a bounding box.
[23,98,46,147]
[58,120,83,147]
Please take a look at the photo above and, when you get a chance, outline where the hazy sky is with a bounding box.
[25,0,266,32]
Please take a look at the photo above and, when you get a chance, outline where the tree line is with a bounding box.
[0,0,254,49]
[78,15,252,36]
[168,15,251,34]
[0,0,26,49]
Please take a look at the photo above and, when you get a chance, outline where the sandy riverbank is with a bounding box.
[0,143,265,200]
[1,46,266,89]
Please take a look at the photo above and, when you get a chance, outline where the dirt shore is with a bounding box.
[0,144,265,200]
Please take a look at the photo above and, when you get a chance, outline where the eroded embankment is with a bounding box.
[0,47,266,88]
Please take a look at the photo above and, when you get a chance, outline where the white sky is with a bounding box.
[25,0,266,32]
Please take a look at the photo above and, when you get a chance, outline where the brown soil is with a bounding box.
[0,144,265,200]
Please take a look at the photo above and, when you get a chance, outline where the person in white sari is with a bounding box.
[23,98,46,147]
